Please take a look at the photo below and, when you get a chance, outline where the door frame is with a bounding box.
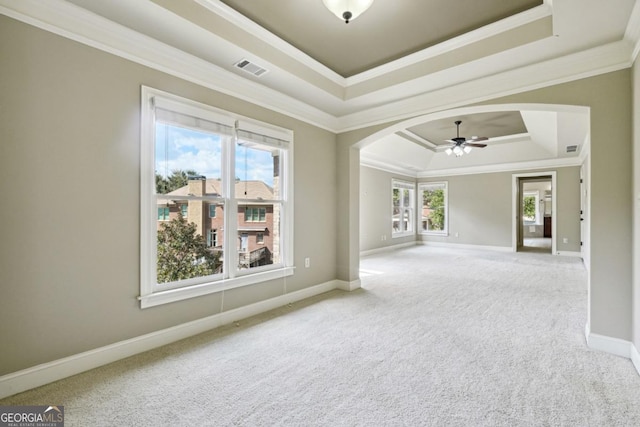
[512,171,557,254]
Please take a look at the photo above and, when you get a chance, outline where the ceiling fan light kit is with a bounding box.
[322,0,374,23]
[445,120,488,157]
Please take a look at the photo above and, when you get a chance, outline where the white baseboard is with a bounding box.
[419,241,512,252]
[337,279,361,291]
[585,331,632,358]
[0,280,341,400]
[556,250,582,257]
[632,343,640,377]
[360,241,417,257]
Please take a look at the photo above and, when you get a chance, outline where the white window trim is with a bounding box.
[139,86,294,309]
[419,181,449,236]
[391,179,415,238]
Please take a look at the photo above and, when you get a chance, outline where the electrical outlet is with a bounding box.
[563,237,568,244]
[455,232,459,238]
[304,257,310,268]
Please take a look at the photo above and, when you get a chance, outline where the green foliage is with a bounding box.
[157,215,221,283]
[423,189,445,231]
[155,169,199,194]
[523,195,536,220]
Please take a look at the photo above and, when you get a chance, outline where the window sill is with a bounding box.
[139,266,295,309]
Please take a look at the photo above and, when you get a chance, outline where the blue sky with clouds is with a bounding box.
[155,123,275,186]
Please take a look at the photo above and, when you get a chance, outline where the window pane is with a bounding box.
[523,195,536,221]
[422,188,445,231]
[154,122,222,195]
[154,122,225,285]
[156,214,223,284]
[403,189,410,207]
[403,209,411,231]
[237,203,278,271]
[393,188,400,208]
[236,140,280,200]
[208,204,216,218]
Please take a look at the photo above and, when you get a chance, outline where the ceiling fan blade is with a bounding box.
[465,143,487,148]
[444,139,457,144]
[468,136,488,142]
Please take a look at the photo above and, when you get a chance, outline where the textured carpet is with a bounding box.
[2,246,639,426]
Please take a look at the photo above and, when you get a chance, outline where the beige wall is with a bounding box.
[359,166,580,252]
[412,167,580,251]
[0,16,337,375]
[359,166,416,252]
[340,70,633,342]
[494,72,633,341]
[633,58,640,350]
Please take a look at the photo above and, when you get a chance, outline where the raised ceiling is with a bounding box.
[407,112,528,148]
[219,0,542,77]
[5,0,638,175]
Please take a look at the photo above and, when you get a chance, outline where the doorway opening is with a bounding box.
[512,172,556,254]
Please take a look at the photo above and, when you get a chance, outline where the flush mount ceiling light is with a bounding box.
[322,0,374,23]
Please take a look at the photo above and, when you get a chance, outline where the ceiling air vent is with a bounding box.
[566,145,579,153]
[234,59,269,77]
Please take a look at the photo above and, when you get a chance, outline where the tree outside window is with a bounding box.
[523,193,538,222]
[140,87,293,308]
[419,182,448,235]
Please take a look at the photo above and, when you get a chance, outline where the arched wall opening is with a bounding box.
[337,72,633,359]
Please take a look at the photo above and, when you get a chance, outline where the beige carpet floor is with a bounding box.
[2,245,639,426]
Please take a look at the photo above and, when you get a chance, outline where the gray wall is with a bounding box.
[490,72,633,341]
[360,166,416,252]
[0,16,337,375]
[419,168,581,252]
[633,58,640,351]
[340,70,633,342]
[359,166,580,253]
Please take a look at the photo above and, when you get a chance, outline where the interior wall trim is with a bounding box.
[360,241,417,257]
[631,343,640,377]
[0,0,633,134]
[586,331,633,359]
[418,241,512,253]
[0,280,342,400]
[556,251,582,258]
[336,279,362,292]
[0,0,338,132]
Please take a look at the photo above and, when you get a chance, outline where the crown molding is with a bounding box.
[0,0,340,131]
[346,3,553,85]
[337,40,633,132]
[0,0,633,135]
[624,0,640,61]
[194,0,346,85]
[416,156,583,178]
[360,155,419,178]
[362,151,583,179]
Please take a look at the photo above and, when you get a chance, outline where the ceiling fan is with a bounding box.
[444,120,488,157]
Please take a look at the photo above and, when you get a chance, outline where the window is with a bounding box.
[207,229,218,248]
[157,207,170,221]
[392,179,415,237]
[419,182,448,235]
[140,87,293,308]
[245,207,266,222]
[523,192,539,223]
[257,232,264,244]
